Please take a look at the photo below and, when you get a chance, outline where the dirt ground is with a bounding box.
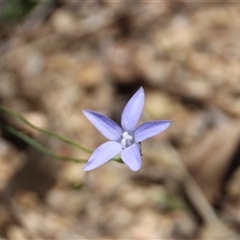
[1,1,240,239]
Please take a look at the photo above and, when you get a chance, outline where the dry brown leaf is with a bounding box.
[182,122,240,204]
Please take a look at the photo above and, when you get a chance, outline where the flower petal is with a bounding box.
[121,143,141,171]
[121,87,144,132]
[134,120,171,142]
[83,110,122,141]
[83,141,122,171]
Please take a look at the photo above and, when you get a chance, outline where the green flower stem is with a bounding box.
[0,105,122,163]
[0,105,92,154]
[0,123,86,164]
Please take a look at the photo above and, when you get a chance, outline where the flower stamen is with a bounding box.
[121,131,133,148]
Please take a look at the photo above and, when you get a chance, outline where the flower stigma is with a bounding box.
[121,131,133,148]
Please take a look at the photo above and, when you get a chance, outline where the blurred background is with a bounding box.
[1,0,240,239]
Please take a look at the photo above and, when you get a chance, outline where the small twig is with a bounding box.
[167,144,238,237]
[167,145,220,224]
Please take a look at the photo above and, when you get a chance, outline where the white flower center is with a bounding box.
[121,131,133,148]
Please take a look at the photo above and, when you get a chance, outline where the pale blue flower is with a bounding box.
[82,87,171,171]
